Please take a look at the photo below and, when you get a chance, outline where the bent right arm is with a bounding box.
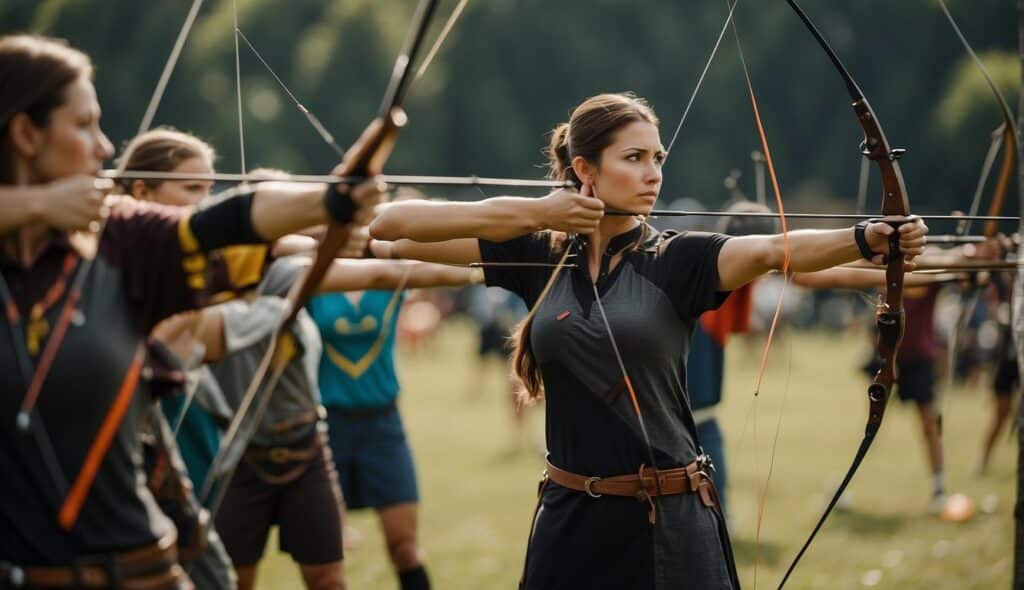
[369,189,604,243]
[366,188,602,265]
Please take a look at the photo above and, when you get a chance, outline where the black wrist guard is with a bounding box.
[190,187,263,251]
[325,182,357,224]
[854,221,878,261]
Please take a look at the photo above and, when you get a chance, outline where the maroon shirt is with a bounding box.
[0,198,205,564]
[898,284,940,362]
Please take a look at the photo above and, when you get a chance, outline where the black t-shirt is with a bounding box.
[480,224,737,590]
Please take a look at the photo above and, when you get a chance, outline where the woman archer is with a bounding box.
[366,92,928,589]
[0,34,382,589]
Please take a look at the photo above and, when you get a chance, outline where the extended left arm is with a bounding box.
[717,218,927,291]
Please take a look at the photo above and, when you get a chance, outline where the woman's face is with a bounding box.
[589,120,664,215]
[26,77,114,182]
[140,156,215,206]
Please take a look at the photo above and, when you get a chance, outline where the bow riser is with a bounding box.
[867,307,903,426]
[852,99,910,215]
[341,108,408,176]
[777,3,912,587]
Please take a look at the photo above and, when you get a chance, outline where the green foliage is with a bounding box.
[3,0,1020,220]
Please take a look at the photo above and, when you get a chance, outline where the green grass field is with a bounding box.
[255,320,1016,589]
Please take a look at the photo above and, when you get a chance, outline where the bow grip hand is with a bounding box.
[865,215,928,268]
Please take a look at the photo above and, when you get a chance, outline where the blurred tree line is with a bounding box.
[1,0,1018,223]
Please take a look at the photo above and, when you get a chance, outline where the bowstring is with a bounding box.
[203,0,468,502]
[728,7,792,588]
[664,0,740,160]
[232,0,247,174]
[235,28,346,159]
[233,0,471,164]
[578,0,741,512]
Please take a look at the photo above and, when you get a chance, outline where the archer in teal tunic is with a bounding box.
[307,289,420,508]
[308,289,432,590]
[310,290,405,412]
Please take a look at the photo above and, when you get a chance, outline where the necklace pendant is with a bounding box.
[26,314,50,356]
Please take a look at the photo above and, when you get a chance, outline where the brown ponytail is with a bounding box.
[512,93,660,403]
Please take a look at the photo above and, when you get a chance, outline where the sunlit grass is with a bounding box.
[255,320,1014,589]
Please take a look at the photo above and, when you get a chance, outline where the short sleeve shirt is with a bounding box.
[0,199,205,563]
[480,224,736,589]
[210,256,323,446]
[898,283,940,362]
[480,225,729,474]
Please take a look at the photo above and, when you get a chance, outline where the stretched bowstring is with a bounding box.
[582,0,743,511]
[664,0,740,160]
[232,0,247,173]
[728,7,792,588]
[234,0,472,162]
[200,0,471,506]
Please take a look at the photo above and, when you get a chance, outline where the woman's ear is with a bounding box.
[571,155,595,186]
[8,112,43,159]
[131,179,150,200]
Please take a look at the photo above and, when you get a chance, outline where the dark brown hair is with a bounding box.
[115,127,216,195]
[512,93,660,402]
[0,34,93,183]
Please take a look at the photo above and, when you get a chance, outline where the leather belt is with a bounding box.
[241,431,324,485]
[0,531,185,589]
[267,409,322,436]
[544,457,721,524]
[333,402,396,420]
[243,430,321,464]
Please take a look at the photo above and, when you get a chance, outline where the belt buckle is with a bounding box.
[584,476,602,498]
[269,447,290,463]
[74,551,118,587]
[698,453,716,475]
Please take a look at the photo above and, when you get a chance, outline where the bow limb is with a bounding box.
[725,13,795,589]
[936,0,1018,239]
[777,2,910,587]
[936,0,1017,427]
[201,0,440,512]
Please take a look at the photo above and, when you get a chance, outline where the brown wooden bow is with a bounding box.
[777,2,911,587]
